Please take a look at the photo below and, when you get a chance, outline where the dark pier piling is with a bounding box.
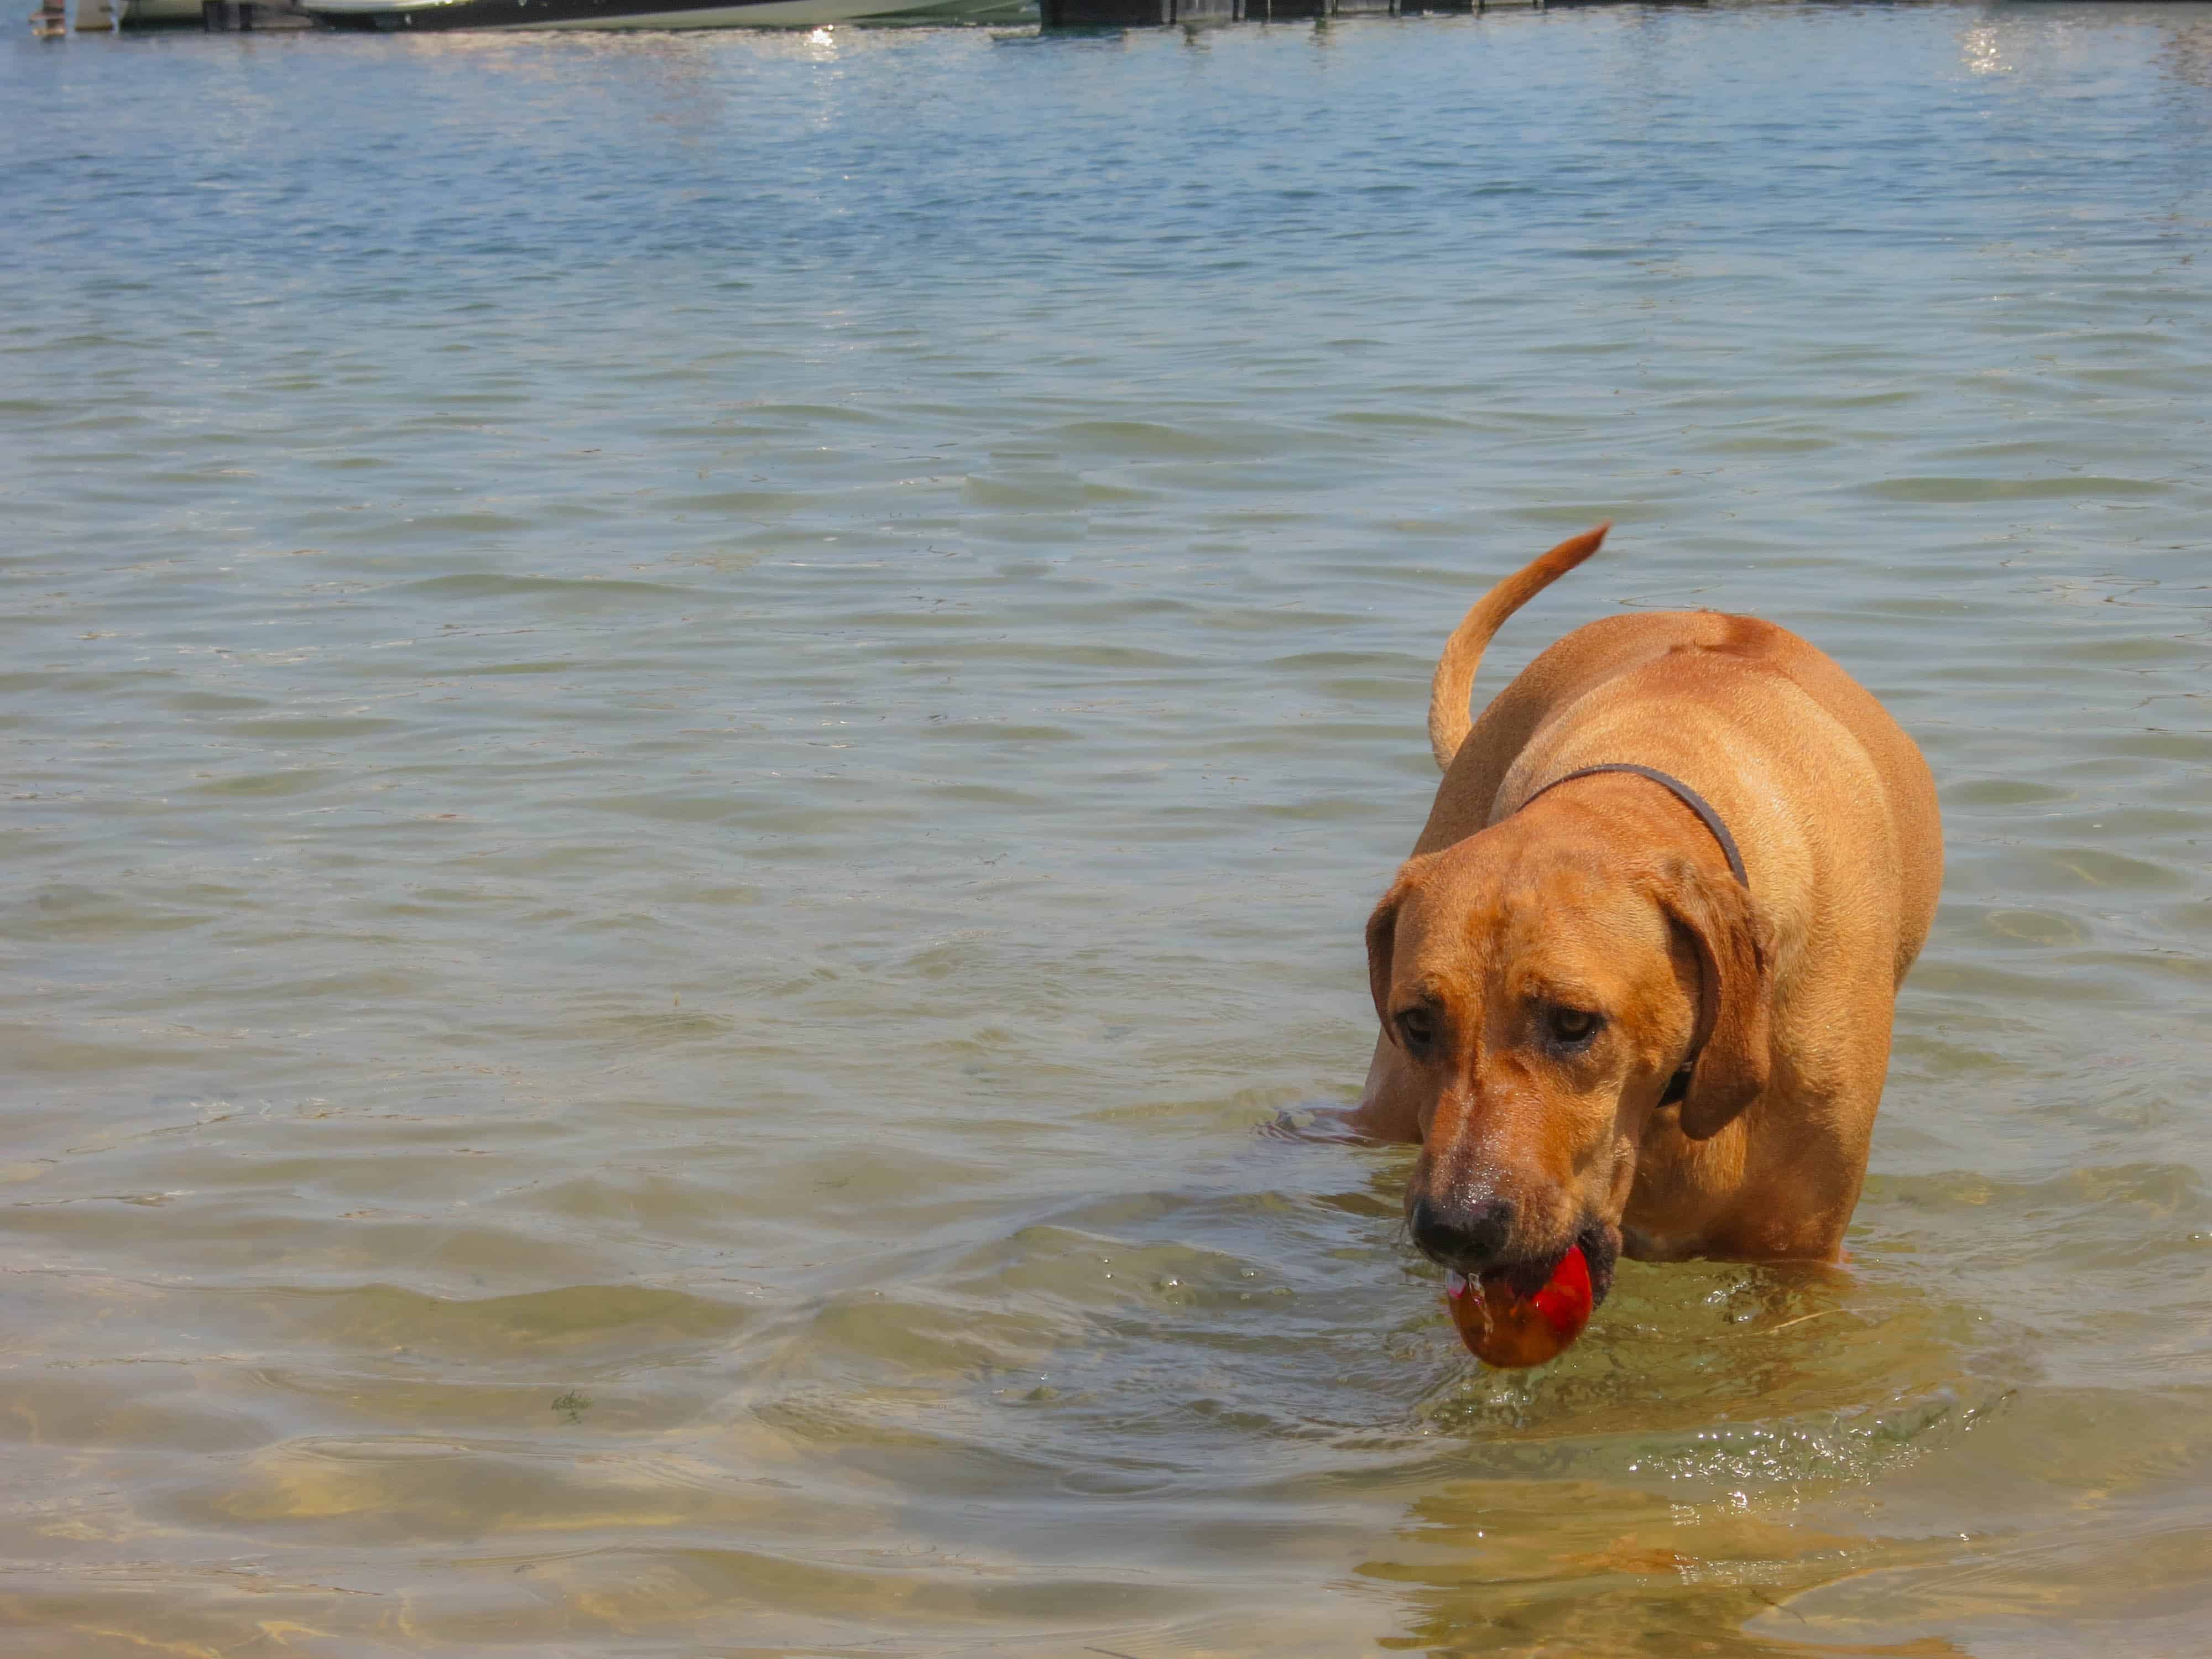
[199,0,310,24]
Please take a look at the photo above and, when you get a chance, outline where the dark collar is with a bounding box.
[1512,762,1750,1108]
[1515,762,1749,886]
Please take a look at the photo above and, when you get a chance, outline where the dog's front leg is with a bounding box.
[1345,1036,1425,1144]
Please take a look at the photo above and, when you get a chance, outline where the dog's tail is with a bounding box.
[1427,522,1610,771]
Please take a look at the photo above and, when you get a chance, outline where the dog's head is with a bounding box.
[1366,817,1771,1299]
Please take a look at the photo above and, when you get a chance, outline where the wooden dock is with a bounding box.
[27,0,309,27]
[34,0,1620,37]
[1041,0,1639,24]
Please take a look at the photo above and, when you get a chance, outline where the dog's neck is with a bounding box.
[1511,764,1749,890]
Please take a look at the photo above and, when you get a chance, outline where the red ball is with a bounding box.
[1443,1244,1594,1368]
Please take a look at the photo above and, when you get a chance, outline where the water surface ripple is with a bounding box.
[5,4,2212,1655]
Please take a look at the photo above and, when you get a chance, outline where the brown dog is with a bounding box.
[1351,525,1941,1306]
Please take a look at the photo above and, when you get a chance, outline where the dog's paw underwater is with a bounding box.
[1443,1245,1594,1369]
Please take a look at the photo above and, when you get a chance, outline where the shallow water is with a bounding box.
[5,3,2212,1653]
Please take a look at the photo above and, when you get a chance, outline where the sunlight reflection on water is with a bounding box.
[4,4,2212,1654]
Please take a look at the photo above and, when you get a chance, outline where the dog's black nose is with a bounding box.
[1410,1193,1516,1270]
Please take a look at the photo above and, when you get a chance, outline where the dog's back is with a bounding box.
[1417,552,1941,985]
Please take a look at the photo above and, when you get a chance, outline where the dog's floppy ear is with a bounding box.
[1653,858,1772,1140]
[1365,870,1415,1040]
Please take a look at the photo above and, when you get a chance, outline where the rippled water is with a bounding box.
[6,4,2212,1654]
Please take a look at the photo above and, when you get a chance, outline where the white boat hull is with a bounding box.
[519,0,887,23]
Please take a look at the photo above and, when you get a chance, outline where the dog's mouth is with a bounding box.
[1447,1222,1619,1303]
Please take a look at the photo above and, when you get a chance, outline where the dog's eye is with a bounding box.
[1544,1006,1604,1050]
[1395,1008,1439,1055]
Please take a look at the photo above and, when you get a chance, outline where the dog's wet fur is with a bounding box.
[1353,526,1942,1279]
